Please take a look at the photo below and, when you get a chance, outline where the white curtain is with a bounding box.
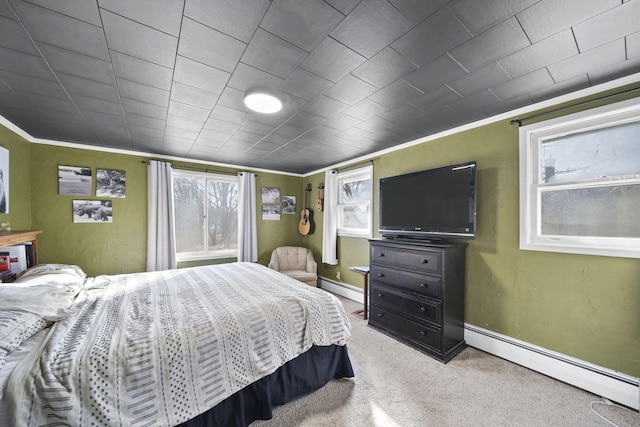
[146,160,177,271]
[322,169,338,264]
[237,172,257,262]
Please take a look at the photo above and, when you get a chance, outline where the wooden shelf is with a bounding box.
[0,230,42,264]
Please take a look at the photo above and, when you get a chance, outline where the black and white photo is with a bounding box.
[261,187,280,204]
[261,205,280,220]
[282,195,296,214]
[73,200,113,223]
[59,165,92,196]
[96,169,126,198]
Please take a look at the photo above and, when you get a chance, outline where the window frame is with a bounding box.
[336,165,373,238]
[519,97,640,259]
[173,170,239,262]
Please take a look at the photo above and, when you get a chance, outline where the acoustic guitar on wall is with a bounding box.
[316,182,324,212]
[298,183,315,235]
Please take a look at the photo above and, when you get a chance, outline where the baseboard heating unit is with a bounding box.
[465,324,639,410]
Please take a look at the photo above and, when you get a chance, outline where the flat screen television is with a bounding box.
[379,161,477,240]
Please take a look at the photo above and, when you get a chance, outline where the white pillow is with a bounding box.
[14,264,86,287]
[0,283,82,320]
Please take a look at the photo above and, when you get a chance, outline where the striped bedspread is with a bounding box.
[5,262,351,426]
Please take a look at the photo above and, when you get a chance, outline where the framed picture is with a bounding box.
[0,146,8,213]
[261,205,280,221]
[261,187,280,204]
[73,200,113,223]
[59,165,92,196]
[96,169,126,198]
[282,195,296,214]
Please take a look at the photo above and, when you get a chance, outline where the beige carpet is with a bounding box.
[253,296,639,427]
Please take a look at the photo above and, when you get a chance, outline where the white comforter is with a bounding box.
[5,262,351,426]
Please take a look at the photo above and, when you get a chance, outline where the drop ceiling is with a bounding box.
[1,0,639,174]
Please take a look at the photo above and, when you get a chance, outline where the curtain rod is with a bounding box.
[141,160,256,176]
[336,159,374,173]
[510,86,640,126]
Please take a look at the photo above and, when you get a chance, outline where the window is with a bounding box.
[337,165,372,238]
[519,97,640,258]
[173,170,238,261]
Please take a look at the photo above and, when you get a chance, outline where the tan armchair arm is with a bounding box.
[306,251,317,274]
[268,251,279,270]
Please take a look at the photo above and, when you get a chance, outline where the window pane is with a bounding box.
[341,179,371,203]
[540,184,640,237]
[174,177,205,253]
[541,121,640,183]
[342,205,369,229]
[207,180,238,251]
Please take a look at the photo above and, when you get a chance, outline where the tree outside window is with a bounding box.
[337,166,372,238]
[173,171,238,260]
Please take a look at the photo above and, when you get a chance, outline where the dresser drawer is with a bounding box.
[371,244,442,274]
[370,306,442,351]
[370,264,442,299]
[370,284,442,325]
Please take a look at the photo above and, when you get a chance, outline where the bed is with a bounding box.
[0,262,353,426]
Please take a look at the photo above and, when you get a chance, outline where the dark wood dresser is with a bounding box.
[368,238,466,363]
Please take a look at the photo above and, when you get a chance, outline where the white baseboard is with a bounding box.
[319,277,362,303]
[465,323,639,410]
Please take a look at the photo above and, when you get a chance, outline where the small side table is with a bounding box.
[349,265,370,320]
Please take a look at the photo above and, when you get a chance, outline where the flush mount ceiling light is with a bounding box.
[243,92,282,114]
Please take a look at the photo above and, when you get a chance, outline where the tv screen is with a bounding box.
[379,161,477,240]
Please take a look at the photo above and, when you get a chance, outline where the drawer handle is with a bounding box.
[377,313,384,318]
[377,293,383,297]
[420,307,426,312]
[420,283,427,288]
[378,253,385,257]
[420,331,427,336]
[421,259,429,264]
[377,273,384,277]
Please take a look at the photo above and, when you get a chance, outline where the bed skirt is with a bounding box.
[180,344,354,427]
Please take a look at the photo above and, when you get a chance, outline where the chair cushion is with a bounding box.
[275,247,310,271]
[282,270,317,283]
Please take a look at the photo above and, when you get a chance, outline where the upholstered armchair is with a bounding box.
[268,246,318,287]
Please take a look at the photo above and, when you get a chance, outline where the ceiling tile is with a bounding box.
[0,47,56,81]
[628,32,640,59]
[207,105,246,125]
[450,0,539,35]
[324,74,377,105]
[13,0,109,60]
[388,0,449,25]
[57,73,120,103]
[410,86,461,113]
[170,82,219,110]
[102,10,178,68]
[0,1,17,19]
[368,80,423,109]
[573,1,640,52]
[98,0,184,36]
[0,70,68,99]
[392,6,472,67]
[279,68,333,101]
[303,95,349,119]
[343,98,387,121]
[588,56,640,85]
[499,30,578,78]
[0,15,39,55]
[529,74,590,102]
[168,100,210,122]
[403,54,467,92]
[84,110,128,127]
[184,0,269,43]
[117,78,170,106]
[26,0,101,25]
[490,68,555,100]
[37,43,116,85]
[324,0,360,16]
[178,17,246,73]
[20,92,77,114]
[174,56,230,94]
[226,62,284,93]
[240,28,307,79]
[129,124,165,139]
[351,47,418,89]
[166,115,204,132]
[323,113,362,131]
[72,95,123,116]
[260,0,344,51]
[110,50,173,90]
[300,38,365,83]
[330,0,412,58]
[547,39,625,83]
[447,62,511,97]
[517,0,619,44]
[126,112,165,130]
[449,18,530,72]
[122,98,167,119]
